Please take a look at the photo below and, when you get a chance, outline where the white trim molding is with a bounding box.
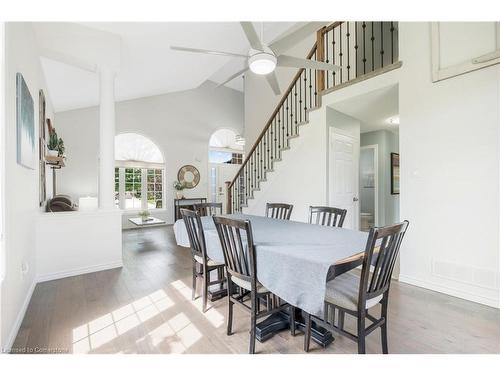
[3,278,36,352]
[36,260,123,283]
[399,274,500,309]
[431,22,500,82]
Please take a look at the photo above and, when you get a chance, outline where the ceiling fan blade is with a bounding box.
[269,22,330,55]
[240,22,264,51]
[216,66,249,88]
[277,55,341,71]
[170,45,247,58]
[265,71,281,95]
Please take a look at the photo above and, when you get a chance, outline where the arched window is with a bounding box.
[114,133,164,210]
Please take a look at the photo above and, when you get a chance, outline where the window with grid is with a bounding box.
[114,168,120,208]
[124,168,142,209]
[147,169,163,209]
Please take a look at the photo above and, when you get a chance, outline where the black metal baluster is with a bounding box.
[325,30,329,89]
[299,70,303,123]
[371,22,375,72]
[332,28,337,86]
[273,118,276,162]
[354,22,359,78]
[380,22,384,68]
[339,22,343,84]
[362,22,367,75]
[292,84,297,134]
[257,142,260,181]
[304,71,308,112]
[281,105,285,150]
[390,22,395,64]
[346,21,350,81]
[308,68,312,109]
[285,97,289,140]
[277,109,281,158]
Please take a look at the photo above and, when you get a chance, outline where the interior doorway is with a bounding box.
[208,128,244,213]
[359,145,378,231]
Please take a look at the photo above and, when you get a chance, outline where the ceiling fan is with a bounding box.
[170,22,341,95]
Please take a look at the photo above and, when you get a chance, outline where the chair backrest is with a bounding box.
[358,221,409,308]
[265,203,293,220]
[193,202,223,217]
[213,216,257,289]
[309,206,347,227]
[180,208,207,261]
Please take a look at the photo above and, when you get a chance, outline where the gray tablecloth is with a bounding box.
[174,214,368,316]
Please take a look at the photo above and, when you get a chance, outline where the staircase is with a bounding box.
[227,21,399,213]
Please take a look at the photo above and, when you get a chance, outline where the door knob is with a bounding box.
[353,197,359,202]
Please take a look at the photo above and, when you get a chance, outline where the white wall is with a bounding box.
[243,106,328,222]
[55,81,244,224]
[2,23,55,349]
[398,22,500,307]
[36,210,122,282]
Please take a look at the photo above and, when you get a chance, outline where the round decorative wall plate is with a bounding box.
[177,165,200,189]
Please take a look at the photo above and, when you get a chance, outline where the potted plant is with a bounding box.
[173,180,185,199]
[57,138,65,157]
[47,129,59,157]
[138,210,151,221]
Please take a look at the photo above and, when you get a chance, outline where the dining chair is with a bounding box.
[265,203,293,220]
[309,206,347,227]
[213,215,295,354]
[193,202,223,217]
[181,208,225,313]
[304,220,409,354]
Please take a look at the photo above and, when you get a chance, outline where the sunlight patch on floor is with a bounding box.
[71,288,174,353]
[170,279,225,328]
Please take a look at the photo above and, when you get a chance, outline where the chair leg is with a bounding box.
[357,313,366,354]
[304,313,312,352]
[202,267,209,313]
[227,279,233,336]
[338,310,345,330]
[249,292,257,354]
[191,260,197,300]
[218,267,224,289]
[381,296,389,354]
[289,306,296,336]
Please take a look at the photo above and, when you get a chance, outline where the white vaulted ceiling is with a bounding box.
[39,22,298,112]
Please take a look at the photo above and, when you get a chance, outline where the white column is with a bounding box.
[98,67,116,209]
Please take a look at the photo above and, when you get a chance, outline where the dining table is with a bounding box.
[173,213,369,346]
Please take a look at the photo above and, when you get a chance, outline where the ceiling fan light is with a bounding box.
[249,53,277,75]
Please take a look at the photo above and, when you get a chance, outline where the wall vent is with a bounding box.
[431,259,499,291]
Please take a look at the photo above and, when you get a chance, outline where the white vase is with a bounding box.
[47,150,58,157]
[176,191,184,199]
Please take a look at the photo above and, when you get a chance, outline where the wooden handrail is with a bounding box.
[229,42,319,188]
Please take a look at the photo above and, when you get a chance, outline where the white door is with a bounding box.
[329,128,360,230]
[209,163,240,213]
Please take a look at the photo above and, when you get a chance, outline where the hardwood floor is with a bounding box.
[12,226,500,354]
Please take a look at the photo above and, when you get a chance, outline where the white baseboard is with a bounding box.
[4,277,37,351]
[398,274,500,309]
[36,261,123,283]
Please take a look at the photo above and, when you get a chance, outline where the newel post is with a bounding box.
[316,27,325,93]
[225,181,232,214]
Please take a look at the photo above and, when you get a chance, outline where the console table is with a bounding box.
[173,197,207,221]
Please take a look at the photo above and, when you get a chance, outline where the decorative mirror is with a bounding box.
[177,165,200,189]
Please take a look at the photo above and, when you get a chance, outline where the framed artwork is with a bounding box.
[39,89,47,206]
[16,73,35,169]
[390,153,400,195]
[177,165,200,189]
